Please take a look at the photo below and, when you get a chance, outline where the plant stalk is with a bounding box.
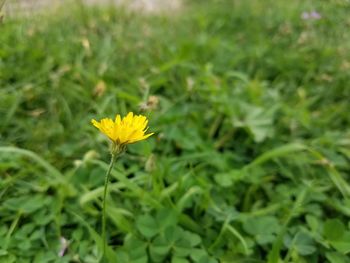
[101,153,117,262]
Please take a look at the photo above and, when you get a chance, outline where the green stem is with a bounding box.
[101,153,117,262]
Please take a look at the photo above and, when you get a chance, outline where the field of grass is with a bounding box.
[1,0,350,262]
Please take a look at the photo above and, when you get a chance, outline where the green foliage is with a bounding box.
[1,0,350,262]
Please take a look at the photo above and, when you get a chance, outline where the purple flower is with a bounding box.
[301,10,322,20]
[301,12,310,20]
[58,237,69,257]
[310,11,321,19]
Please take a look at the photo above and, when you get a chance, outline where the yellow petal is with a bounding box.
[128,132,154,144]
[91,112,153,146]
[91,119,101,129]
[115,114,121,125]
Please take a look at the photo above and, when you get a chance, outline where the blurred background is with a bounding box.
[3,0,182,16]
[1,0,350,262]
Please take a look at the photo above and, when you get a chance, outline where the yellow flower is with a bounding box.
[91,112,154,147]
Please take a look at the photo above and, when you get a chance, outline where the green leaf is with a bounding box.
[153,236,171,255]
[156,207,179,230]
[285,231,316,256]
[32,251,57,263]
[233,105,276,143]
[330,232,350,254]
[173,238,192,257]
[0,147,71,189]
[171,257,189,263]
[256,234,276,245]
[247,143,306,168]
[214,173,233,187]
[182,231,201,247]
[149,236,171,262]
[33,209,53,226]
[243,216,280,236]
[243,216,280,245]
[130,257,148,263]
[324,219,345,241]
[295,233,316,256]
[190,249,207,262]
[136,214,159,238]
[326,252,350,263]
[3,195,49,214]
[69,211,118,263]
[164,226,183,244]
[306,215,319,233]
[201,258,218,263]
[124,235,148,262]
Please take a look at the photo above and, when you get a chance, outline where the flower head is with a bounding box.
[301,10,322,20]
[91,112,153,149]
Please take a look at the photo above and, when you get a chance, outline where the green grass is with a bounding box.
[1,0,350,262]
